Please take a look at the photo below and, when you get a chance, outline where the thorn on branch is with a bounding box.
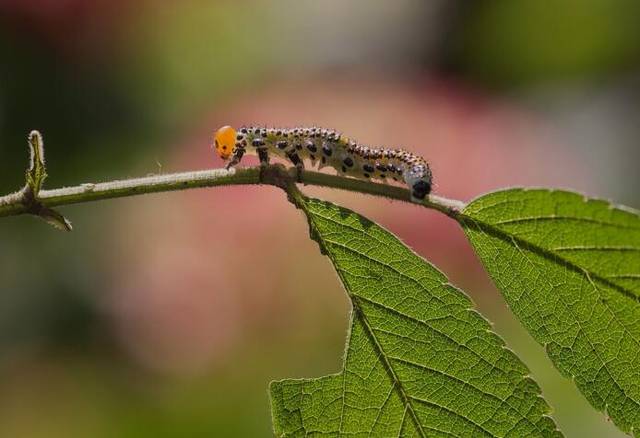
[22,130,73,231]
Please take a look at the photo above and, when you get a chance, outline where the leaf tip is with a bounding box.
[39,206,73,232]
[25,129,47,194]
[28,130,45,164]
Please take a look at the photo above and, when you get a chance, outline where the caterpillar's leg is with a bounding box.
[255,148,271,180]
[224,147,245,170]
[286,151,305,182]
[257,148,270,167]
[375,163,390,184]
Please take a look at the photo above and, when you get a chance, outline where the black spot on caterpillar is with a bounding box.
[213,125,432,202]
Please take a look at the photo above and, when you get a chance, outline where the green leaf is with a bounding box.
[26,130,47,194]
[37,205,73,232]
[271,197,562,437]
[461,188,640,435]
[21,130,73,231]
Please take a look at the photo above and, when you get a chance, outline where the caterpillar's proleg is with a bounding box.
[213,125,432,202]
[285,151,305,182]
[257,148,270,167]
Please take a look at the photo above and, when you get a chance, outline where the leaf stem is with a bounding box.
[0,164,465,222]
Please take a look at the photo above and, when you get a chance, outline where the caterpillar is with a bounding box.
[213,125,432,201]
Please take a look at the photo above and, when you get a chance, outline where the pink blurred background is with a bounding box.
[0,1,638,436]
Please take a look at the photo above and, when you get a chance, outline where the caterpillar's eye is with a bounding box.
[213,125,237,160]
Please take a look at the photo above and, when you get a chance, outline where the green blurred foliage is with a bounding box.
[0,2,274,191]
[452,0,640,87]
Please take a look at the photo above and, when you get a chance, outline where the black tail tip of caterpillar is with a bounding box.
[412,180,431,200]
[213,125,236,160]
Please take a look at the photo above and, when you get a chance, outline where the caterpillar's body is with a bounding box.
[213,125,432,201]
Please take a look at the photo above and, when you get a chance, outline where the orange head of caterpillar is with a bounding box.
[213,125,237,160]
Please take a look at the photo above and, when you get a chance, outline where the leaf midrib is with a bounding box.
[303,205,427,437]
[460,213,640,410]
[493,215,640,231]
[354,303,428,437]
[510,234,640,410]
[459,213,640,306]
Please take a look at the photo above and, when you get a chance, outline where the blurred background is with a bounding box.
[1,1,639,436]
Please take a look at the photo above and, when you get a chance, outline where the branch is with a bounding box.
[0,167,260,217]
[0,131,465,229]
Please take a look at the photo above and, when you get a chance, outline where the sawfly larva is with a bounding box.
[213,125,432,201]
